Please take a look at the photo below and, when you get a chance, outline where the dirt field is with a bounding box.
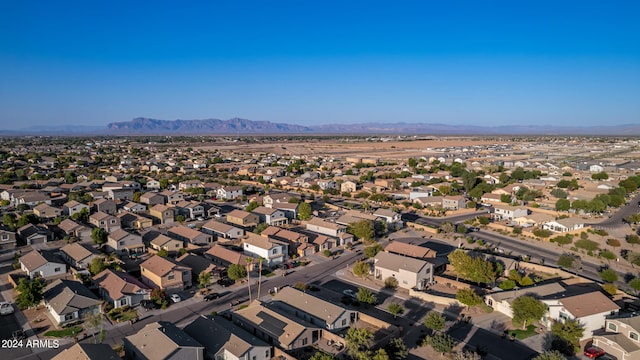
[195,138,505,160]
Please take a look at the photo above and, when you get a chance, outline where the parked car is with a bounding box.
[0,302,14,315]
[217,278,234,287]
[170,294,182,303]
[583,346,605,358]
[598,354,617,360]
[11,330,26,340]
[204,293,222,301]
[342,289,357,299]
[140,300,159,311]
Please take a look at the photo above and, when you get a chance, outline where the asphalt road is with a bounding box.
[589,192,640,229]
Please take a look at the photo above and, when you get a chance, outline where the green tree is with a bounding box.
[348,220,374,243]
[372,348,389,360]
[345,327,374,358]
[157,248,169,257]
[71,207,89,222]
[599,268,618,283]
[353,261,370,279]
[423,311,446,332]
[89,257,107,275]
[626,234,640,246]
[309,352,336,360]
[253,223,269,234]
[423,332,455,353]
[384,276,398,289]
[176,215,185,223]
[91,227,107,245]
[357,287,377,305]
[628,278,640,294]
[557,254,576,268]
[456,289,483,309]
[532,350,567,360]
[198,272,211,289]
[455,224,468,234]
[439,222,455,233]
[133,191,142,202]
[555,199,571,211]
[297,202,312,221]
[453,350,482,360]
[246,201,259,212]
[512,295,547,329]
[387,337,408,360]
[387,303,404,318]
[551,318,584,353]
[15,277,46,309]
[364,243,383,258]
[227,264,247,280]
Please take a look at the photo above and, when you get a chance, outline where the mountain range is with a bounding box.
[2,117,640,136]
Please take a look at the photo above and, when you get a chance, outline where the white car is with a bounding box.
[170,294,182,303]
[342,289,357,299]
[0,302,14,315]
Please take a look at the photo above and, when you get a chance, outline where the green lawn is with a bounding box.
[509,325,538,340]
[44,326,83,338]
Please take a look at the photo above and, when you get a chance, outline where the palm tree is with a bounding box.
[245,257,253,303]
[257,257,265,300]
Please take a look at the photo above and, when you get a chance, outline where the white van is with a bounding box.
[0,302,14,315]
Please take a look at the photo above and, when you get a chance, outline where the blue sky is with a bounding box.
[1,1,639,130]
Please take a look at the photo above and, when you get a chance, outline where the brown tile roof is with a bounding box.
[93,269,149,301]
[140,255,184,277]
[60,243,100,262]
[51,343,120,360]
[559,291,620,318]
[384,241,434,258]
[168,225,203,240]
[227,209,252,219]
[124,321,203,359]
[206,245,254,266]
[202,220,237,233]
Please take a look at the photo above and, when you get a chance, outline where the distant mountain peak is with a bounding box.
[105,117,314,134]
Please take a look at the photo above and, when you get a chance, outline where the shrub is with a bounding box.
[384,276,398,289]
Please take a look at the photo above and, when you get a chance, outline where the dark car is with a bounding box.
[12,330,26,340]
[140,300,159,311]
[584,346,605,359]
[598,354,617,360]
[217,278,234,287]
[204,293,221,301]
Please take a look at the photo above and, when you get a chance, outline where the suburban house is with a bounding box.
[484,282,566,318]
[176,253,217,279]
[0,227,17,250]
[107,188,134,201]
[140,255,192,292]
[57,219,92,241]
[175,200,205,220]
[20,249,67,279]
[242,232,288,267]
[17,224,52,245]
[149,234,184,255]
[480,193,503,205]
[232,300,322,350]
[313,234,337,252]
[513,213,555,228]
[202,220,244,240]
[124,321,204,360]
[593,314,640,360]
[261,226,309,255]
[374,251,433,290]
[491,204,529,221]
[33,203,63,219]
[543,290,620,339]
[262,193,291,208]
[167,225,213,245]
[159,190,185,205]
[51,343,120,360]
[123,201,146,213]
[117,211,153,230]
[442,195,467,210]
[272,286,358,330]
[183,315,272,360]
[43,279,101,326]
[140,192,165,206]
[271,201,300,220]
[179,180,203,191]
[60,242,103,270]
[93,269,150,309]
[106,229,145,255]
[226,209,259,228]
[543,218,586,233]
[89,211,121,232]
[206,245,256,271]
[373,208,402,224]
[149,204,175,225]
[340,180,358,193]
[92,198,117,215]
[384,241,436,259]
[217,186,243,200]
[306,217,347,238]
[251,206,288,226]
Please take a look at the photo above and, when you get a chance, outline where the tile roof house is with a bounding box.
[93,269,150,309]
[33,203,63,219]
[106,229,145,255]
[57,219,92,241]
[442,195,467,210]
[149,204,175,225]
[384,241,436,258]
[0,227,17,250]
[17,223,53,245]
[149,234,184,255]
[217,186,243,200]
[124,321,204,360]
[306,217,347,238]
[226,209,259,228]
[43,279,101,326]
[206,245,257,271]
[543,217,586,233]
[140,192,166,206]
[175,253,217,279]
[20,249,67,279]
[272,286,358,330]
[484,282,566,318]
[202,220,244,240]
[167,225,213,245]
[140,255,192,293]
[491,204,529,221]
[51,343,120,360]
[123,201,146,213]
[89,211,121,232]
[593,314,640,360]
[251,206,288,226]
[175,200,205,220]
[242,233,288,267]
[543,290,620,339]
[117,210,153,230]
[60,242,103,270]
[374,251,433,290]
[92,198,116,215]
[183,315,272,360]
[232,301,322,350]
